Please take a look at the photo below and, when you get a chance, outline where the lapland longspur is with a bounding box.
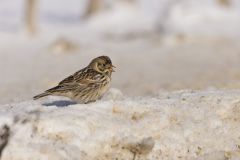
[33,56,115,103]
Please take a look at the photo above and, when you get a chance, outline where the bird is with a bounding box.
[33,56,115,104]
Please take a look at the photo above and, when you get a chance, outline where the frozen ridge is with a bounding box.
[0,89,240,160]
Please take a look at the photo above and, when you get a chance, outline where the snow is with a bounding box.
[0,89,240,160]
[165,1,240,37]
[0,0,240,37]
[1,35,240,104]
[86,1,156,36]
[0,1,240,159]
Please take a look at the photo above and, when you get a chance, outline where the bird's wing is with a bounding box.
[45,68,104,95]
[58,67,102,86]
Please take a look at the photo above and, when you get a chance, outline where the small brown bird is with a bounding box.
[33,56,115,103]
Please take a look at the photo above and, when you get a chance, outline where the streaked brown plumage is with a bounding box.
[33,56,115,103]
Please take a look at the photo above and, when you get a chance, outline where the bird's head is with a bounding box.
[89,56,115,76]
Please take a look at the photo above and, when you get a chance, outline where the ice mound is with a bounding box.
[0,89,240,160]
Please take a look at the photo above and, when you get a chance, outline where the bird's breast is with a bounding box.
[98,76,111,96]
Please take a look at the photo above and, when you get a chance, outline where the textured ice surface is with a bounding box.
[0,89,240,160]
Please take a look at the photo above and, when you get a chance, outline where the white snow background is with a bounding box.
[0,0,240,159]
[1,89,240,160]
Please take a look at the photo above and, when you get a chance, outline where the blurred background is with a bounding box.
[0,0,240,104]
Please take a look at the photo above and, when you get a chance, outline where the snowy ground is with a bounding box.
[0,89,240,160]
[1,34,240,104]
[1,1,240,159]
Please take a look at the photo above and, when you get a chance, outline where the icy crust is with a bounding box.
[0,89,240,160]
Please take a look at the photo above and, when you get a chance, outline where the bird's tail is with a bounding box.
[33,92,50,100]
[33,85,63,100]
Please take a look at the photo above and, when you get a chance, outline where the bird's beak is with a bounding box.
[111,65,116,72]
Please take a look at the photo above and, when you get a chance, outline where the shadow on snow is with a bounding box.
[43,100,77,107]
